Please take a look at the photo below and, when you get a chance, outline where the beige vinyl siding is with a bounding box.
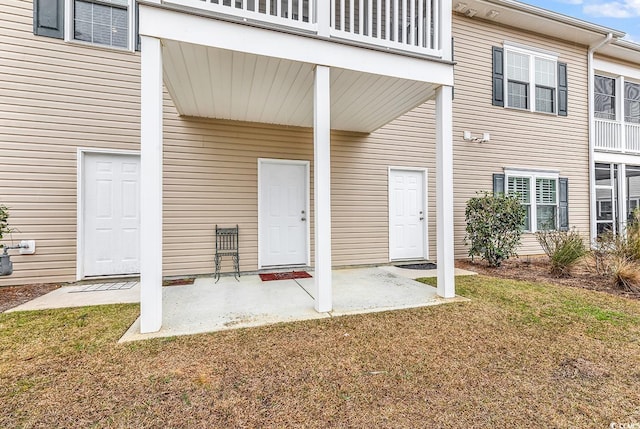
[0,0,436,285]
[0,0,141,285]
[448,14,590,257]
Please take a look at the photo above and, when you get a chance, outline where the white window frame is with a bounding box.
[624,79,640,124]
[505,168,559,232]
[594,73,617,121]
[503,43,559,115]
[64,0,136,52]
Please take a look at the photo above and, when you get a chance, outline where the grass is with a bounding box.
[2,276,640,427]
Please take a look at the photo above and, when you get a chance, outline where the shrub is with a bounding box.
[535,228,588,277]
[0,205,10,249]
[609,255,640,292]
[465,192,526,267]
[625,207,640,261]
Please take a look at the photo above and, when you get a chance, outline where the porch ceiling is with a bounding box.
[162,40,438,133]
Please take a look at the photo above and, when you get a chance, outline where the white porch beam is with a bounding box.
[140,35,164,333]
[435,85,455,299]
[314,65,332,312]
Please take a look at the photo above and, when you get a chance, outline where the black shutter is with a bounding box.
[492,46,504,107]
[493,173,505,196]
[135,1,140,51]
[33,0,64,39]
[558,177,569,231]
[558,62,568,116]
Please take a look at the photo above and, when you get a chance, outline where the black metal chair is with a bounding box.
[214,225,240,283]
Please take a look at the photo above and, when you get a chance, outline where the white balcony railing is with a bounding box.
[595,119,640,154]
[166,0,443,56]
[626,122,640,153]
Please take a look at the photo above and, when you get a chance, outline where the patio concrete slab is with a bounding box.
[5,283,140,312]
[297,267,467,316]
[121,267,468,342]
[379,265,477,279]
[121,274,328,342]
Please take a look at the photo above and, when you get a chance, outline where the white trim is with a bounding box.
[387,166,429,262]
[64,0,136,52]
[594,151,640,164]
[594,58,640,82]
[503,41,558,60]
[257,158,311,270]
[75,148,140,281]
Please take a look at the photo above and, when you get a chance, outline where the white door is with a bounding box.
[83,153,140,276]
[259,160,308,267]
[389,169,426,260]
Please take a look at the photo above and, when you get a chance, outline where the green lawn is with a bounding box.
[2,275,640,428]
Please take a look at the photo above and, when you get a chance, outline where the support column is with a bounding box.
[140,35,164,333]
[436,85,455,299]
[313,65,332,312]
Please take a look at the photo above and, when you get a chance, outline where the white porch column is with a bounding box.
[436,85,455,298]
[140,35,164,333]
[314,65,332,312]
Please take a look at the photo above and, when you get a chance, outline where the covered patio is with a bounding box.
[122,267,470,341]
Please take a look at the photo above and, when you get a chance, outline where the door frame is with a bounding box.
[76,148,141,280]
[257,158,311,269]
[388,166,429,261]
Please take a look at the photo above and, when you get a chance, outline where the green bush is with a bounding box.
[0,205,9,249]
[464,192,526,267]
[535,228,588,277]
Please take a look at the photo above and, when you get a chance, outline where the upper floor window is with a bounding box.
[595,75,616,120]
[32,0,135,50]
[492,44,567,116]
[625,81,640,124]
[73,0,129,49]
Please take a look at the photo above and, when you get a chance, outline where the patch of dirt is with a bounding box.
[0,283,61,313]
[553,358,610,380]
[457,256,640,300]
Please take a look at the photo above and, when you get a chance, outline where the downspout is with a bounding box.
[588,33,613,244]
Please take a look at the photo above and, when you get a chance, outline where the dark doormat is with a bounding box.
[259,271,312,281]
[396,263,437,270]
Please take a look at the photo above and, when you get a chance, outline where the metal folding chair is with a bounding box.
[214,225,240,283]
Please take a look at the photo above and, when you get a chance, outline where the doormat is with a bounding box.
[396,263,437,270]
[70,281,138,293]
[259,271,312,281]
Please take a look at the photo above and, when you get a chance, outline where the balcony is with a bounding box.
[162,0,444,57]
[594,119,640,154]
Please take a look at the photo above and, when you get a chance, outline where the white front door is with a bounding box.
[259,160,308,267]
[389,168,427,260]
[83,153,140,276]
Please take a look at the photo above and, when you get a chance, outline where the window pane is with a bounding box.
[596,188,613,221]
[508,81,528,109]
[535,86,554,113]
[535,57,555,87]
[74,0,128,49]
[595,163,612,186]
[508,176,530,203]
[625,82,640,124]
[627,165,640,221]
[536,178,556,204]
[507,51,529,82]
[524,205,531,231]
[537,205,556,230]
[595,75,616,120]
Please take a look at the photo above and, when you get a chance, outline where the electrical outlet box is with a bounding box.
[19,240,36,255]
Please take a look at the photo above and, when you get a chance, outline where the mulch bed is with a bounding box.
[0,283,61,313]
[457,256,640,300]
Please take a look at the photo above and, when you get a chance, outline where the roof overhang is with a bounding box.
[597,39,640,64]
[453,0,625,46]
